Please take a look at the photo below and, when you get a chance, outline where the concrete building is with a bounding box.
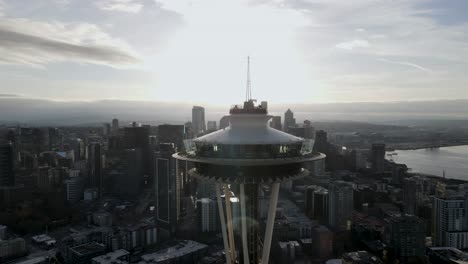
[270,116,282,130]
[68,242,106,264]
[427,247,468,264]
[284,109,296,132]
[370,144,385,174]
[140,240,208,264]
[0,238,27,261]
[92,249,130,264]
[197,198,219,232]
[207,121,217,132]
[64,174,84,203]
[311,225,333,259]
[402,176,428,215]
[328,181,354,231]
[342,251,383,264]
[154,143,180,237]
[305,185,329,224]
[157,125,185,149]
[385,214,426,261]
[0,141,15,186]
[192,106,206,135]
[87,143,103,197]
[433,196,468,249]
[112,118,119,135]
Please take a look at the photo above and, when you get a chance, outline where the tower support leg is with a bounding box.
[216,183,232,264]
[261,183,280,264]
[240,184,250,264]
[224,184,237,263]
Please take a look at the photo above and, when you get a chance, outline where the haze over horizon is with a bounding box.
[1,0,468,104]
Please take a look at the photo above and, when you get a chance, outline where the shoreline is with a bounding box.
[388,142,468,151]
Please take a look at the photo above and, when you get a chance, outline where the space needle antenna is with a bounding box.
[246,56,252,101]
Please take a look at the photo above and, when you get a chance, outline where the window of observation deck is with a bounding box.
[194,142,303,159]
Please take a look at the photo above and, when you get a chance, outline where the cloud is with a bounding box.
[0,93,21,97]
[0,18,139,67]
[335,39,370,50]
[378,58,432,72]
[96,0,143,13]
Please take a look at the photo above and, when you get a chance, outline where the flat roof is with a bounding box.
[141,240,207,263]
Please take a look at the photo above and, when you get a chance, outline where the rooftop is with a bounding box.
[140,240,208,263]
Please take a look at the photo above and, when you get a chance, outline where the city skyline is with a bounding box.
[1,0,468,103]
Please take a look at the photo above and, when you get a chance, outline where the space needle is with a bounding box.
[173,58,326,264]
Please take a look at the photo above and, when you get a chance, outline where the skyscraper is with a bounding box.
[385,214,426,262]
[432,195,468,249]
[157,124,185,149]
[305,185,329,224]
[124,125,150,174]
[270,116,282,130]
[207,121,217,132]
[87,143,103,197]
[284,109,296,132]
[112,118,119,135]
[197,198,219,232]
[328,181,354,231]
[154,143,180,237]
[0,142,15,186]
[403,176,427,215]
[219,116,230,130]
[371,143,386,173]
[192,106,206,135]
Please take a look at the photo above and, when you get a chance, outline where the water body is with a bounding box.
[386,145,468,181]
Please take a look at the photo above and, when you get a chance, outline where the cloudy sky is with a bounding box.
[1,0,467,105]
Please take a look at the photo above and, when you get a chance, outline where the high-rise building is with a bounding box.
[0,142,15,187]
[328,181,354,231]
[102,123,111,136]
[260,101,268,110]
[122,148,143,197]
[207,121,217,132]
[87,143,103,197]
[304,185,329,224]
[112,118,119,135]
[270,116,282,130]
[173,99,325,264]
[385,214,426,261]
[313,130,328,154]
[157,124,185,149]
[311,225,333,259]
[403,176,428,214]
[64,174,84,203]
[124,125,150,174]
[371,143,386,173]
[154,143,180,237]
[197,198,219,232]
[284,109,296,132]
[192,106,206,135]
[303,120,315,139]
[219,116,230,130]
[433,196,468,249]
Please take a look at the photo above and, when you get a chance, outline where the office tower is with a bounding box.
[124,125,150,174]
[219,116,230,130]
[64,174,84,203]
[403,176,427,215]
[433,196,468,249]
[328,181,354,231]
[197,198,219,232]
[102,123,111,136]
[121,148,143,197]
[303,120,314,139]
[284,108,296,132]
[48,127,60,149]
[260,101,268,110]
[313,130,328,154]
[207,121,217,132]
[371,143,385,173]
[270,116,282,130]
[311,225,333,259]
[157,124,185,149]
[192,106,206,135]
[87,143,103,197]
[0,142,15,187]
[385,215,426,261]
[112,118,119,135]
[154,143,180,237]
[184,121,194,139]
[173,99,325,264]
[304,185,329,224]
